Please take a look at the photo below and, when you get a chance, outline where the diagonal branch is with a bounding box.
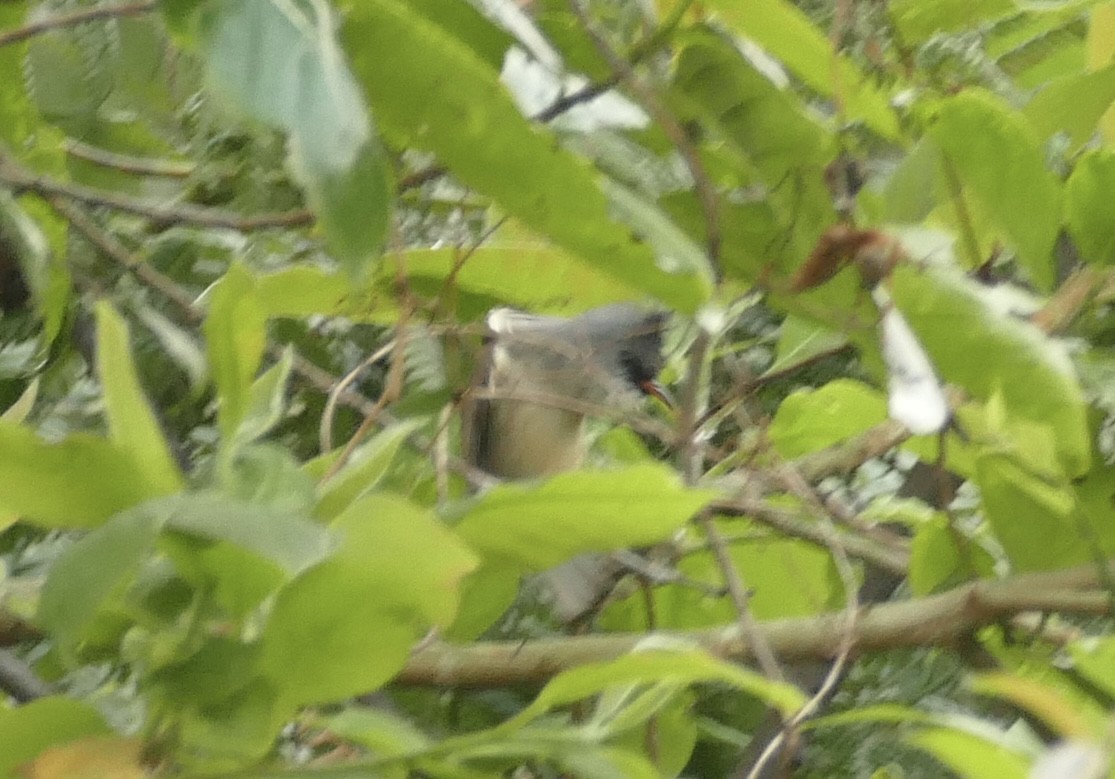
[0,1,156,48]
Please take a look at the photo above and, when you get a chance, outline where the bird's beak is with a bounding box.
[640,380,675,409]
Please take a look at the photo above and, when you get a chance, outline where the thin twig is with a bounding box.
[2,153,313,231]
[64,139,195,178]
[320,323,409,483]
[566,0,722,276]
[698,513,786,683]
[318,339,395,454]
[48,197,202,318]
[0,1,156,48]
[0,649,51,702]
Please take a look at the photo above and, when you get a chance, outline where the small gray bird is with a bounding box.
[461,303,670,619]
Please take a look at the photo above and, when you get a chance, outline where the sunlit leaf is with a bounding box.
[204,263,267,442]
[906,726,1030,779]
[0,423,161,528]
[769,379,887,459]
[1065,148,1115,266]
[453,465,714,569]
[0,698,111,777]
[339,0,710,310]
[928,90,1061,290]
[260,494,477,704]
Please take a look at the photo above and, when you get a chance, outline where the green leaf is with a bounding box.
[890,264,1090,477]
[260,494,477,705]
[313,420,421,521]
[906,727,1030,779]
[176,678,287,771]
[928,90,1061,290]
[0,697,111,777]
[323,707,432,756]
[453,465,715,569]
[163,492,336,576]
[764,317,848,377]
[1024,64,1115,147]
[232,347,293,448]
[503,648,806,731]
[39,507,164,657]
[1068,636,1115,700]
[909,515,994,595]
[339,0,710,311]
[603,532,843,630]
[555,746,661,779]
[670,29,836,273]
[1065,149,1115,266]
[146,637,262,708]
[0,423,162,528]
[889,0,1014,43]
[204,263,267,442]
[769,379,887,459]
[193,0,390,273]
[95,301,184,496]
[136,307,209,392]
[974,452,1083,572]
[255,265,359,320]
[443,559,521,642]
[968,673,1094,739]
[701,0,901,140]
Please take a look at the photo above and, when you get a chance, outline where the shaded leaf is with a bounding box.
[95,301,184,495]
[192,0,390,272]
[39,507,164,657]
[702,0,900,139]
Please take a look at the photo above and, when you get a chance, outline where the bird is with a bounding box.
[461,302,670,620]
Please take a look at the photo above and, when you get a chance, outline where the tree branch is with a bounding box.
[396,562,1115,688]
[0,1,156,48]
[1,153,313,230]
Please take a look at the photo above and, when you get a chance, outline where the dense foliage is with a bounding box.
[1,0,1115,777]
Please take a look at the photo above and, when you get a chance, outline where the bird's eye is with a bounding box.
[619,351,654,388]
